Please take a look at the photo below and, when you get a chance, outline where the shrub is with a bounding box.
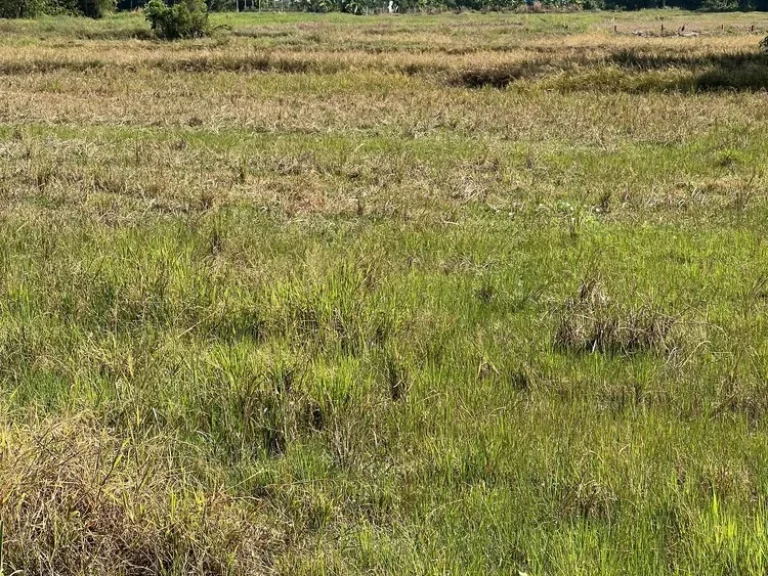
[0,0,47,17]
[76,0,115,17]
[144,0,210,40]
[0,0,113,17]
[53,0,116,17]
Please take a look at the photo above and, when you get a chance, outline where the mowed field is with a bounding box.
[3,8,768,575]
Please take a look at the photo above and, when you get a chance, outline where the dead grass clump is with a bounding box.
[557,479,618,522]
[450,54,591,89]
[554,276,678,356]
[710,376,768,424]
[0,416,279,576]
[0,58,105,75]
[152,54,347,75]
[451,62,541,89]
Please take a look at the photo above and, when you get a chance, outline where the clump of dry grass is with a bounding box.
[0,415,280,576]
[152,53,346,75]
[553,275,679,356]
[557,479,619,522]
[0,58,107,75]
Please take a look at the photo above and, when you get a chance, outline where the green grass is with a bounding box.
[2,8,768,575]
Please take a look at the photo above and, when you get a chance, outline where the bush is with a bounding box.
[76,0,115,17]
[0,0,113,18]
[145,0,210,40]
[0,0,47,17]
[53,0,116,17]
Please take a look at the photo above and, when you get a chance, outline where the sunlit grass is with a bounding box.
[2,8,768,576]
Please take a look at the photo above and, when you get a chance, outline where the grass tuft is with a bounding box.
[554,276,679,356]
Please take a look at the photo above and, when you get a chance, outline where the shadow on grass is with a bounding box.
[453,50,768,92]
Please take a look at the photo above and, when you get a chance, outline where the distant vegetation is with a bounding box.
[4,0,768,19]
[144,0,209,37]
[194,0,768,13]
[277,0,768,12]
[0,0,113,18]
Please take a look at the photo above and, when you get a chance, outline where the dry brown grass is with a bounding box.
[554,275,680,356]
[0,414,281,575]
[2,31,767,145]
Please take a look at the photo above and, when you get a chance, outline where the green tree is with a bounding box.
[145,0,210,39]
[0,0,47,17]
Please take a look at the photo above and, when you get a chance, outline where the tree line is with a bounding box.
[193,0,768,11]
[1,0,766,25]
[1,0,112,17]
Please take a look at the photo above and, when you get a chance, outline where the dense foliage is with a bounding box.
[111,0,768,13]
[0,0,44,17]
[245,0,768,11]
[144,0,209,37]
[5,0,768,19]
[210,0,768,11]
[600,0,768,11]
[0,0,113,17]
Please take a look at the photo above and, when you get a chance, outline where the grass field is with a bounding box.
[4,7,768,575]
